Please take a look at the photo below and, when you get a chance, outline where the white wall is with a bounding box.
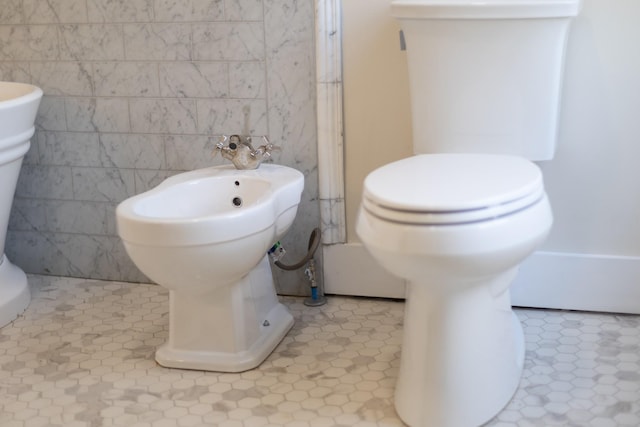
[538,0,640,255]
[331,0,640,312]
[342,0,412,242]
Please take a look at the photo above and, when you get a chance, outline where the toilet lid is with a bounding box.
[362,153,545,224]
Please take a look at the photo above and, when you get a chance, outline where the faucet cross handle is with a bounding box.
[251,135,281,159]
[213,135,229,157]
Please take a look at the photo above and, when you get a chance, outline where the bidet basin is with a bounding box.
[116,163,304,372]
[117,164,303,247]
[116,163,304,292]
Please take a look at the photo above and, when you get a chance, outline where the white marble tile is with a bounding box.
[315,0,342,84]
[196,98,268,135]
[193,22,265,60]
[43,200,115,235]
[129,98,198,134]
[264,0,316,146]
[6,233,147,281]
[37,131,163,170]
[224,0,263,21]
[0,0,322,291]
[262,0,319,295]
[0,0,24,24]
[29,62,94,96]
[7,198,47,232]
[15,165,74,200]
[87,0,154,23]
[158,62,228,98]
[154,0,224,22]
[123,23,192,61]
[5,278,637,427]
[23,0,88,24]
[58,24,124,60]
[164,135,225,170]
[98,134,166,169]
[315,0,347,245]
[4,231,57,275]
[319,198,346,244]
[72,167,136,202]
[37,131,101,166]
[229,61,266,99]
[93,62,160,97]
[0,62,31,83]
[133,169,180,193]
[21,137,40,165]
[316,82,344,198]
[0,25,59,60]
[35,96,68,132]
[65,97,131,133]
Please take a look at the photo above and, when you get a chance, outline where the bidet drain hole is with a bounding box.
[232,197,243,207]
[234,181,240,186]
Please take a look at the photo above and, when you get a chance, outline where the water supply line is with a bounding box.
[270,227,326,306]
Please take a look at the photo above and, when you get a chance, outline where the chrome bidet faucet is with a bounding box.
[214,134,279,170]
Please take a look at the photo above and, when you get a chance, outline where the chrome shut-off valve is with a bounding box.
[214,135,279,170]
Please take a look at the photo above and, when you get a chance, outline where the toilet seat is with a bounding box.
[362,153,545,225]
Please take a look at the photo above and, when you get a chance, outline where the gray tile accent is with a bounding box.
[87,0,154,23]
[72,167,136,202]
[93,62,160,97]
[154,0,224,22]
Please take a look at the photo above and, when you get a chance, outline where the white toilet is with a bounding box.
[356,1,580,426]
[117,164,303,372]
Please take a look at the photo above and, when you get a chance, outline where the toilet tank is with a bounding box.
[392,0,581,160]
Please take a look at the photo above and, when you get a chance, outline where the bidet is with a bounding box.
[117,164,304,371]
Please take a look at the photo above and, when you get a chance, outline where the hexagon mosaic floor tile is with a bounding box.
[1,276,639,426]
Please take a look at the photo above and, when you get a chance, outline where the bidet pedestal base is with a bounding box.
[395,269,525,427]
[0,255,31,328]
[155,256,294,372]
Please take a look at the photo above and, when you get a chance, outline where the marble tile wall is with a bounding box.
[1,0,320,296]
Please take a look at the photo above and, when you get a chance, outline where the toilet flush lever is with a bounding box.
[213,135,280,170]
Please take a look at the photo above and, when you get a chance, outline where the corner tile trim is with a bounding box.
[316,0,346,244]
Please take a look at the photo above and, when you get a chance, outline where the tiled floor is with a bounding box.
[0,276,639,427]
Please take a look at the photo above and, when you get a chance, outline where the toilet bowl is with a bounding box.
[355,0,579,424]
[116,164,304,372]
[0,81,43,328]
[357,153,552,426]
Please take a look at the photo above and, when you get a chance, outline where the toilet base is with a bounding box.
[0,254,31,328]
[155,256,294,372]
[395,269,525,427]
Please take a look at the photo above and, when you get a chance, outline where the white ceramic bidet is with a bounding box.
[0,81,43,328]
[117,164,304,372]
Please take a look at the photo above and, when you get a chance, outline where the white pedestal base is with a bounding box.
[155,256,294,372]
[0,254,30,328]
[395,270,524,427]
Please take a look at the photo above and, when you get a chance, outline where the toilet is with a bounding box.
[356,1,581,426]
[116,164,304,372]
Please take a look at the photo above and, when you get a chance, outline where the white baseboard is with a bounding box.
[323,243,640,314]
[511,251,640,314]
[323,243,406,299]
